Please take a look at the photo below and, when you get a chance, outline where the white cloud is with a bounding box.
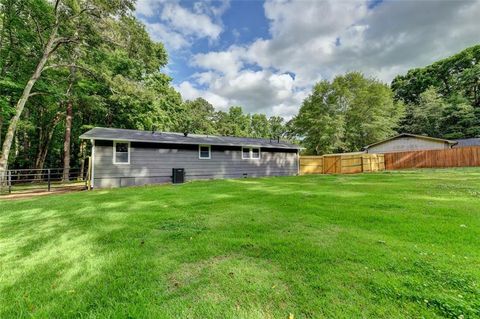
[136,0,225,50]
[145,23,188,50]
[135,0,163,17]
[177,81,230,110]
[161,2,222,39]
[179,68,306,118]
[178,0,480,118]
[193,0,230,18]
[192,47,244,75]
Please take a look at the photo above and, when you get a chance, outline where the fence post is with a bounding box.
[8,170,12,194]
[47,169,51,192]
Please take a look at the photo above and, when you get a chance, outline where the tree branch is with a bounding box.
[29,92,49,97]
[47,36,80,55]
[53,0,62,27]
[54,0,61,14]
[31,14,45,48]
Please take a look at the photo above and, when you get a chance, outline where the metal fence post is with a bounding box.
[8,170,12,194]
[47,169,51,191]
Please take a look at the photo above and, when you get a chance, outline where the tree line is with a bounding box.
[1,0,479,173]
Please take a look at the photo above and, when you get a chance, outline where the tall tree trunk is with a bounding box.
[35,125,45,169]
[35,140,51,172]
[0,114,3,146]
[35,113,62,170]
[0,24,58,175]
[62,99,73,181]
[62,65,76,181]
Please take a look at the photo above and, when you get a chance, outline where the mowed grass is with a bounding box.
[1,169,480,318]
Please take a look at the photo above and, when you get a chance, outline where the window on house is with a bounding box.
[114,141,130,164]
[242,147,251,159]
[199,145,211,159]
[251,148,260,159]
[242,147,261,159]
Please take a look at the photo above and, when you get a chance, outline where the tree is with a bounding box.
[392,44,480,139]
[457,64,480,108]
[291,72,403,154]
[178,98,217,135]
[0,0,135,175]
[406,87,446,137]
[214,106,251,137]
[59,15,168,180]
[391,45,480,106]
[441,95,480,139]
[250,114,269,138]
[290,80,345,154]
[268,116,285,140]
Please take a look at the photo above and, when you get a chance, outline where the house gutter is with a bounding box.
[90,139,95,189]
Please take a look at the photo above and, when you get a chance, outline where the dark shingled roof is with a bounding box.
[453,138,480,147]
[80,127,301,150]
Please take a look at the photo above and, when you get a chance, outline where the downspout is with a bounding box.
[297,149,300,175]
[91,139,95,189]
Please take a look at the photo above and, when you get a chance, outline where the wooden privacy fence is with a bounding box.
[384,146,480,170]
[300,153,385,175]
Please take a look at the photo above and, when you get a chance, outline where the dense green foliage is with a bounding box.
[178,99,288,139]
[291,72,404,154]
[1,169,479,317]
[392,45,480,139]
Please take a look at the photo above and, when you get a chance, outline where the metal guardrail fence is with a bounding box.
[0,167,88,195]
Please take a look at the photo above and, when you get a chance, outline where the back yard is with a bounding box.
[1,169,479,318]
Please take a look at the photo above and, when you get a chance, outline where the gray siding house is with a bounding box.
[364,133,457,154]
[80,127,301,188]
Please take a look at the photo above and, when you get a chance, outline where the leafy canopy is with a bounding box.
[292,72,403,154]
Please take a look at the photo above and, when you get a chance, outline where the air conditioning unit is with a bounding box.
[172,168,185,184]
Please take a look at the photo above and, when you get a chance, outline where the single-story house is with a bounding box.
[364,133,457,154]
[80,127,301,188]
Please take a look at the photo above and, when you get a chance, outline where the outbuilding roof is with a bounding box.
[80,127,301,150]
[453,138,480,147]
[363,133,457,150]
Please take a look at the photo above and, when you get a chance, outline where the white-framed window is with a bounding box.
[242,147,261,159]
[113,141,130,164]
[242,147,251,159]
[199,144,211,159]
[251,147,261,159]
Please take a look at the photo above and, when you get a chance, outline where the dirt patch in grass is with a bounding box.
[0,185,85,200]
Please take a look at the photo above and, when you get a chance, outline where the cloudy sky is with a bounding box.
[136,0,480,118]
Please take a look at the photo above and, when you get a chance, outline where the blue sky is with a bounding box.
[136,0,480,118]
[137,0,270,86]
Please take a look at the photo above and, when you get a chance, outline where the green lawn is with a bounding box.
[1,169,479,318]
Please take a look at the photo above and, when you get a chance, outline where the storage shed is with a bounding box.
[80,127,301,188]
[364,133,456,154]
